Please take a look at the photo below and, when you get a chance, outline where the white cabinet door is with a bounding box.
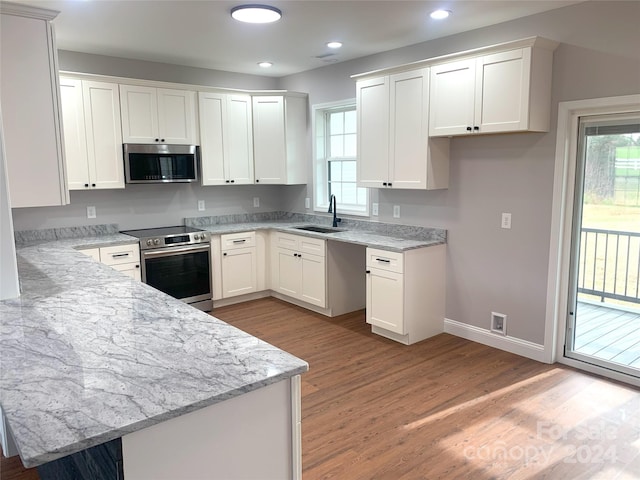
[221,248,257,298]
[356,76,389,188]
[389,68,429,189]
[120,85,158,143]
[300,253,326,308]
[429,59,476,136]
[112,262,142,281]
[253,96,286,184]
[226,95,254,185]
[274,247,301,298]
[199,92,226,185]
[475,48,530,134]
[157,88,197,144]
[1,7,68,208]
[366,267,405,335]
[60,77,90,190]
[83,81,124,189]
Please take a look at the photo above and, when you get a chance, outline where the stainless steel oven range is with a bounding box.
[121,226,212,311]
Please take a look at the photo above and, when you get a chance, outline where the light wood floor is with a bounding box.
[3,297,639,479]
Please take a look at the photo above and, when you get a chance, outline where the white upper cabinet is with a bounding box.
[356,68,449,190]
[429,42,556,136]
[1,4,68,208]
[199,92,254,185]
[60,77,124,190]
[120,85,197,144]
[252,94,307,185]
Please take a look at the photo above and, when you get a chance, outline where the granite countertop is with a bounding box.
[184,215,447,252]
[0,233,308,468]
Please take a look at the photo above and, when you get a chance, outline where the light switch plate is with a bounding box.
[393,205,400,218]
[253,197,260,208]
[198,200,205,211]
[372,203,379,216]
[305,197,311,209]
[86,206,96,219]
[501,212,512,229]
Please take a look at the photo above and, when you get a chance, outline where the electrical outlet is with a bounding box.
[393,205,400,218]
[198,200,205,211]
[501,212,512,229]
[305,197,311,209]
[372,203,379,216]
[86,206,96,219]
[253,197,260,208]
[491,312,507,335]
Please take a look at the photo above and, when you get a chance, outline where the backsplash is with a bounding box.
[14,224,120,246]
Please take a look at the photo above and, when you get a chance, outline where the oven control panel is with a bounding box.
[140,232,209,250]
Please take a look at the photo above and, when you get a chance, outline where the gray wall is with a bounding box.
[277,1,640,345]
[11,1,640,345]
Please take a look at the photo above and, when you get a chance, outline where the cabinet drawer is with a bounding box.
[221,231,256,250]
[273,231,326,257]
[78,247,101,262]
[273,231,299,250]
[100,244,140,266]
[299,236,325,257]
[366,248,403,273]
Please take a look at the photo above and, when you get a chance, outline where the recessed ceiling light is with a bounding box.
[231,5,282,23]
[258,61,273,68]
[327,41,342,49]
[430,9,451,20]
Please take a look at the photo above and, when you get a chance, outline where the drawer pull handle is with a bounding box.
[112,253,130,258]
[375,258,391,263]
[232,239,246,244]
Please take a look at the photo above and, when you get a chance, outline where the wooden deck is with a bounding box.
[574,301,640,369]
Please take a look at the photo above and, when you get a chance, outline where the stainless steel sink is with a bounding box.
[293,225,345,234]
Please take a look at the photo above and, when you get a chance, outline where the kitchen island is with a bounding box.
[0,227,308,479]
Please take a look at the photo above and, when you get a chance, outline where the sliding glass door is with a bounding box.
[566,114,640,378]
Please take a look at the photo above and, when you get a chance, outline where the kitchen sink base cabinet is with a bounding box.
[367,245,446,345]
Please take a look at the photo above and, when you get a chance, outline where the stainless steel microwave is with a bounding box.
[124,144,199,183]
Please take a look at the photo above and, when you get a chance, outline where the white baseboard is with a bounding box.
[444,318,547,363]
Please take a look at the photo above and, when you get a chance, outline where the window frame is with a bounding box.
[312,99,369,217]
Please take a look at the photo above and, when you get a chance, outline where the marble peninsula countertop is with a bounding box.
[0,228,308,468]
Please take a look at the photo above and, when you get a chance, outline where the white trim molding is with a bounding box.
[545,94,640,374]
[444,318,546,363]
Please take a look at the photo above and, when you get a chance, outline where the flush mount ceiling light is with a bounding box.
[326,41,342,49]
[430,9,451,20]
[231,4,282,23]
[258,61,273,68]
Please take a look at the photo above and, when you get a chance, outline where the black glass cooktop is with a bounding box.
[121,226,203,238]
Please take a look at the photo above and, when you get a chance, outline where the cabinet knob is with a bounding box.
[91,183,96,187]
[230,180,235,183]
[84,183,89,187]
[223,252,227,256]
[366,270,370,274]
[466,126,472,131]
[135,264,140,269]
[473,126,480,131]
[382,182,387,186]
[161,139,165,142]
[155,138,160,142]
[388,183,392,187]
[256,179,260,183]
[226,180,230,183]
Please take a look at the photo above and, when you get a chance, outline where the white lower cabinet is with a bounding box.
[220,232,257,298]
[271,232,326,308]
[79,244,141,281]
[366,245,445,345]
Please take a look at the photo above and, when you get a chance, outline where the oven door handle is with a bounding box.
[142,244,211,258]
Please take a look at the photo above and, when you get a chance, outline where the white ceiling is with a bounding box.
[14,0,582,77]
